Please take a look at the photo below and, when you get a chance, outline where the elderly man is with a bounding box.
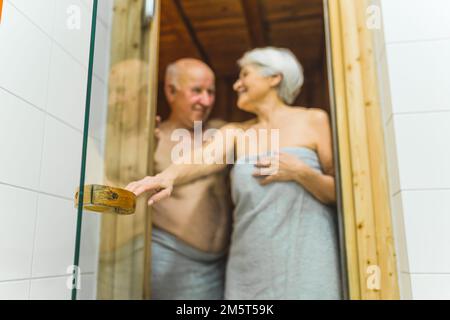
[150,58,231,299]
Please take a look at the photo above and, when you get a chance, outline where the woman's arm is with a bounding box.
[126,123,237,205]
[291,159,336,205]
[299,109,336,205]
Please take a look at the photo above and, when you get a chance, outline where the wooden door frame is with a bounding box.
[325,0,399,299]
[143,0,161,300]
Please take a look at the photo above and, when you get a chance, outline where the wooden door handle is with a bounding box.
[74,185,136,215]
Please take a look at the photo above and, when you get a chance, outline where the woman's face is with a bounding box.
[233,64,277,112]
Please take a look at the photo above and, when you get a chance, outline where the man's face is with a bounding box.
[168,66,216,129]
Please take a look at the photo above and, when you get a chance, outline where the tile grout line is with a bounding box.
[1,272,96,285]
[385,109,450,128]
[393,109,450,116]
[403,272,450,275]
[0,181,73,202]
[7,0,87,70]
[27,29,57,297]
[387,36,450,46]
[392,188,450,198]
[0,86,84,135]
[1,86,106,141]
[402,188,450,192]
[392,189,401,198]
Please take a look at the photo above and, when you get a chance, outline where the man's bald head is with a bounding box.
[165,58,214,89]
[164,58,216,129]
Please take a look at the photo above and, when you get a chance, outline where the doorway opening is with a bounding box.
[155,0,348,299]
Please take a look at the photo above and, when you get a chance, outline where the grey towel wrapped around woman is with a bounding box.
[226,147,342,299]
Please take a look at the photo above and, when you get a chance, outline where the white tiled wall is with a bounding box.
[375,0,450,300]
[0,0,113,300]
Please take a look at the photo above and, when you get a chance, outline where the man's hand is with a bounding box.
[125,174,174,206]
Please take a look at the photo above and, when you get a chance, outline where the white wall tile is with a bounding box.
[93,21,110,83]
[386,40,450,114]
[410,274,450,300]
[80,0,114,28]
[80,0,92,11]
[0,89,45,189]
[46,44,87,131]
[84,137,105,186]
[0,0,107,300]
[0,280,30,300]
[393,113,450,190]
[79,212,101,274]
[380,0,450,301]
[0,1,51,109]
[89,76,108,141]
[401,190,450,273]
[52,0,92,67]
[381,0,450,43]
[30,276,72,300]
[39,116,83,199]
[0,185,37,281]
[77,273,97,300]
[9,0,56,36]
[31,194,77,278]
[97,0,114,27]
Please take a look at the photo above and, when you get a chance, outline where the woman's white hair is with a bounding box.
[237,47,304,104]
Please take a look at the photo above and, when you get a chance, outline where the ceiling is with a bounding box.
[158,0,326,81]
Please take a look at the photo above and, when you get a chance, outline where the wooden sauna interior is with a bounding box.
[157,0,330,122]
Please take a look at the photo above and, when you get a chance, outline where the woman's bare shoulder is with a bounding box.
[289,107,329,123]
[307,108,330,125]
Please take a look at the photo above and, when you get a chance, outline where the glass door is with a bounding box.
[72,0,160,300]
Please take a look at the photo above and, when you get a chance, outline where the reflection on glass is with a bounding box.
[74,0,155,300]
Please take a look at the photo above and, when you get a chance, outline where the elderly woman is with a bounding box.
[126,47,342,299]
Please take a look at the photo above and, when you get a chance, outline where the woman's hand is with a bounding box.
[125,174,174,206]
[252,152,306,186]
